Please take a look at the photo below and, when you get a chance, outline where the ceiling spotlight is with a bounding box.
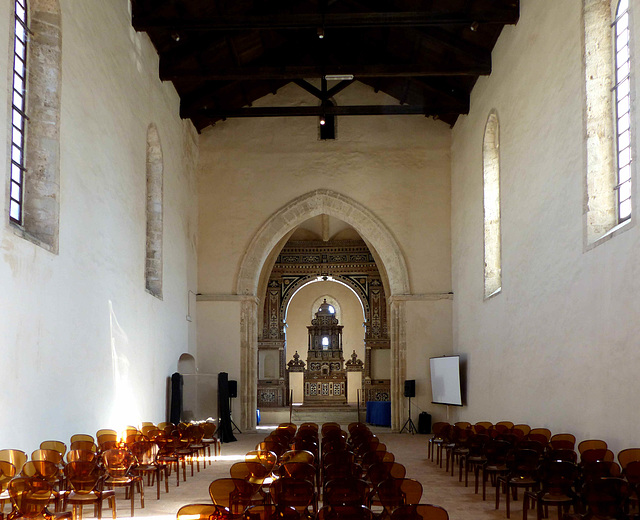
[171,32,181,41]
[470,22,479,32]
[324,74,354,81]
[317,27,325,39]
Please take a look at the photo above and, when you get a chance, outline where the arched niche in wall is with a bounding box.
[177,353,196,374]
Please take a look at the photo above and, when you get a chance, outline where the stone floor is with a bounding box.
[118,427,526,520]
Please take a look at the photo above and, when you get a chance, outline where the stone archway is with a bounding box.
[236,190,410,431]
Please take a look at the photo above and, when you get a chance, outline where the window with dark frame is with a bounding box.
[9,0,28,225]
[614,0,632,222]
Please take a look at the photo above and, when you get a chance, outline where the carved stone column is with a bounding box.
[388,297,407,432]
[240,297,259,431]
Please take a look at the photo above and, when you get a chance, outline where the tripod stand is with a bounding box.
[229,397,242,434]
[400,396,417,434]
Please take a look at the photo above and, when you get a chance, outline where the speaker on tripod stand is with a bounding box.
[400,380,417,434]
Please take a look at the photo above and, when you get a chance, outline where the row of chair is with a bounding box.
[429,421,640,520]
[179,422,450,520]
[0,420,221,520]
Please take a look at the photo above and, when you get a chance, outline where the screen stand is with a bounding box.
[400,396,417,434]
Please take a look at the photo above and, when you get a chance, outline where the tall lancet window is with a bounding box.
[9,0,28,224]
[483,111,502,299]
[614,0,632,222]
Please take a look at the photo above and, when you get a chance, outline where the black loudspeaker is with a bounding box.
[404,379,416,398]
[170,372,183,424]
[418,412,432,434]
[228,380,238,398]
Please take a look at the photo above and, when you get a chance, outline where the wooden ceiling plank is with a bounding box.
[133,5,520,32]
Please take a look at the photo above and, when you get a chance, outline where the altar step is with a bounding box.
[291,404,363,425]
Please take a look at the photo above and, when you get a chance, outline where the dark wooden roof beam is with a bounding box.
[160,62,491,81]
[193,102,470,119]
[133,6,520,32]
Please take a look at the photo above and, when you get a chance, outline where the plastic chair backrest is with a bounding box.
[229,461,270,485]
[390,504,449,520]
[20,460,60,483]
[39,441,67,457]
[245,450,277,472]
[243,505,299,520]
[0,449,28,474]
[280,450,315,465]
[578,439,607,455]
[64,461,102,493]
[269,477,315,513]
[277,462,316,484]
[8,476,53,518]
[529,428,551,441]
[617,448,640,469]
[317,505,375,520]
[550,433,575,448]
[176,504,231,520]
[376,478,423,511]
[30,450,62,466]
[324,478,370,506]
[0,461,17,493]
[209,478,255,515]
[102,448,135,478]
[66,449,97,464]
[69,441,97,453]
[70,434,94,444]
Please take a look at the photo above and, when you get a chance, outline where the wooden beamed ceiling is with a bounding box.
[131,0,519,131]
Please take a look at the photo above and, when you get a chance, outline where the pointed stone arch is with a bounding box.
[236,190,410,430]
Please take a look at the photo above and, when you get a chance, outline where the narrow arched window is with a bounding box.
[9,0,28,224]
[145,124,164,299]
[483,111,501,299]
[614,0,632,222]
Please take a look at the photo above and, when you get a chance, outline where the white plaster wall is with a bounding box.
[0,1,198,450]
[451,0,640,453]
[196,301,242,421]
[198,82,452,297]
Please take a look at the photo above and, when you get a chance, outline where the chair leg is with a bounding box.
[138,479,145,508]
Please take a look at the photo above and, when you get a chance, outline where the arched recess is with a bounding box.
[236,189,410,431]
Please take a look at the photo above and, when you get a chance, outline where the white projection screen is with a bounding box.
[430,356,463,406]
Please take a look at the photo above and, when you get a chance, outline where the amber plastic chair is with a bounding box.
[6,476,67,520]
[20,461,63,512]
[473,422,493,434]
[321,423,342,437]
[0,451,27,476]
[68,443,97,455]
[130,440,168,500]
[65,451,97,464]
[549,434,575,450]
[317,505,375,520]
[495,448,541,518]
[481,440,511,501]
[255,442,286,459]
[243,504,300,520]
[565,477,630,520]
[522,460,580,520]
[101,449,144,516]
[277,463,316,486]
[390,504,449,520]
[269,477,316,518]
[245,452,277,475]
[496,421,515,429]
[154,431,181,487]
[69,435,94,445]
[201,422,221,460]
[375,478,423,520]
[324,463,364,485]
[528,429,551,442]
[40,443,67,459]
[462,433,490,491]
[512,425,531,437]
[324,478,370,507]
[209,478,255,516]
[366,462,406,487]
[176,503,232,520]
[97,435,118,452]
[280,451,315,466]
[323,451,355,470]
[0,461,17,515]
[577,440,607,455]
[229,462,270,505]
[64,461,116,520]
[580,449,615,465]
[428,423,450,464]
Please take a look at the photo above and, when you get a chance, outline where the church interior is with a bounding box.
[2,0,640,462]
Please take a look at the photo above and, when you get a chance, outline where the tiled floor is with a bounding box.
[124,428,525,520]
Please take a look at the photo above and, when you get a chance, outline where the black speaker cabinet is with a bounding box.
[228,380,238,398]
[404,379,416,398]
